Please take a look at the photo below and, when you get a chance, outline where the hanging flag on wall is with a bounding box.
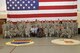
[6,0,77,22]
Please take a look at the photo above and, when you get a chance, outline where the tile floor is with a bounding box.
[0,35,80,53]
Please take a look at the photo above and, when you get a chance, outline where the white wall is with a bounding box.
[0,0,6,11]
[0,0,7,18]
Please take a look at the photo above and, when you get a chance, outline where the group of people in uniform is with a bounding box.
[2,19,78,38]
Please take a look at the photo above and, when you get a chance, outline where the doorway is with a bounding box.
[0,19,6,34]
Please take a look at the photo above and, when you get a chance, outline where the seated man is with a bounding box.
[44,27,48,37]
[49,26,55,37]
[37,26,45,38]
[60,27,67,38]
[30,26,36,37]
[4,30,11,38]
[9,28,16,38]
[25,26,30,37]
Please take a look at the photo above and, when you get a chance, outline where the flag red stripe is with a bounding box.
[7,13,77,18]
[39,5,77,10]
[39,0,77,2]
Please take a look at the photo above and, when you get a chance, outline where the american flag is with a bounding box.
[6,0,77,22]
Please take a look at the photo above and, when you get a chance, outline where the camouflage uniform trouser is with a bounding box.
[60,33,71,38]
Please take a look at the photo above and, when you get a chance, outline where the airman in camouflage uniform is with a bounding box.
[2,22,7,37]
[17,21,24,37]
[49,26,55,37]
